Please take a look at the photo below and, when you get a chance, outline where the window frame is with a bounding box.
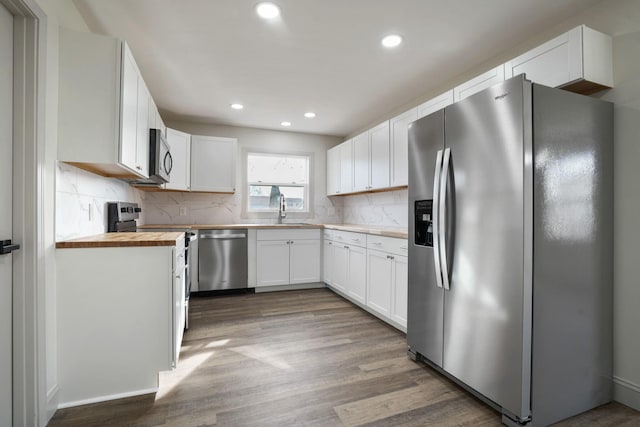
[243,149,314,218]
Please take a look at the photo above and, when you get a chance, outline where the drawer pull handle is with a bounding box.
[372,242,382,245]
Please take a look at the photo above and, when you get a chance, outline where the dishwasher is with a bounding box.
[198,229,248,291]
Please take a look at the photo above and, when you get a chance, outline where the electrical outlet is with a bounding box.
[179,207,187,216]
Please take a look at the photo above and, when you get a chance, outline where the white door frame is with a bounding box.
[1,0,47,425]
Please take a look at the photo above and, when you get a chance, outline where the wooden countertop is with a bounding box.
[137,223,408,239]
[137,223,324,230]
[56,232,185,249]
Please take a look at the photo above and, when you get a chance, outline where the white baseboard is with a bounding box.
[57,387,158,409]
[254,282,326,293]
[46,384,59,423]
[614,376,640,411]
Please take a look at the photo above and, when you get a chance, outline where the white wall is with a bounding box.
[34,0,92,419]
[142,122,344,225]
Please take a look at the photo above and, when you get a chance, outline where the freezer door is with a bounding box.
[407,110,445,367]
[442,76,532,420]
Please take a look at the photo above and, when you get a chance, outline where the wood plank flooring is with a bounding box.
[49,288,640,426]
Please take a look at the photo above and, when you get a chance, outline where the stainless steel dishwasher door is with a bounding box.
[198,229,248,290]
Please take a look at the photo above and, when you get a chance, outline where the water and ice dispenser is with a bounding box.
[414,200,433,247]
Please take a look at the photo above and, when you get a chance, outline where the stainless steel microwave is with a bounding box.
[148,128,172,184]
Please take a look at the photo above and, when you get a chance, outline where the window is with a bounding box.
[247,152,310,212]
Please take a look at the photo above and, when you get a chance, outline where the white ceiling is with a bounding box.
[74,0,603,137]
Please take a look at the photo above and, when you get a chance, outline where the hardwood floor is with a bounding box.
[49,288,639,426]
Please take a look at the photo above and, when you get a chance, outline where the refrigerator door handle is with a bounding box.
[439,147,451,290]
[432,149,444,289]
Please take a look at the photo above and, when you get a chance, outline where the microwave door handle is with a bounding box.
[164,151,173,175]
[439,147,451,291]
[432,149,444,289]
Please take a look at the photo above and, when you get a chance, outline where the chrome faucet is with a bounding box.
[278,194,286,224]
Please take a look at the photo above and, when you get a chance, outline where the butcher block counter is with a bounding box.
[136,223,408,239]
[55,231,184,248]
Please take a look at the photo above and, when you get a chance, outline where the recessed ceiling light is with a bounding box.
[230,103,244,110]
[281,121,291,127]
[304,112,316,118]
[256,2,280,19]
[381,34,403,48]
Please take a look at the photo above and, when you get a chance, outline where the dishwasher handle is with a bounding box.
[200,233,246,240]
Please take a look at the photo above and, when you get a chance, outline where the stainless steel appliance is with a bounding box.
[130,128,172,186]
[107,201,141,232]
[198,229,248,291]
[407,75,613,426]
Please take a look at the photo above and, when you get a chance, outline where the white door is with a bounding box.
[331,244,349,293]
[366,249,392,318]
[256,240,290,286]
[289,239,321,284]
[0,4,14,425]
[347,245,367,305]
[323,240,333,285]
[165,128,191,191]
[352,132,369,192]
[120,44,139,174]
[369,121,390,190]
[391,255,408,328]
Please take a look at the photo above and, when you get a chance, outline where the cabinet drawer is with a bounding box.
[330,230,367,247]
[367,235,408,257]
[323,229,335,241]
[257,228,320,241]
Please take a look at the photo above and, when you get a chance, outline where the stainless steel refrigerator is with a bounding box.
[407,75,613,426]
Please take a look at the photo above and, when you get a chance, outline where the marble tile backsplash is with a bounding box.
[139,191,343,225]
[55,162,143,240]
[342,189,408,228]
[55,161,407,240]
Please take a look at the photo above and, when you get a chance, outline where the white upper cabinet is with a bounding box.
[58,29,152,179]
[164,128,191,191]
[339,139,353,194]
[352,132,369,192]
[504,25,612,94]
[190,135,237,193]
[417,91,454,119]
[390,108,417,187]
[369,121,390,190]
[326,145,341,196]
[135,78,150,177]
[353,122,390,192]
[454,65,506,101]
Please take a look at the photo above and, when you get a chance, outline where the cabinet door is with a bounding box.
[352,132,369,192]
[119,45,139,174]
[165,128,191,191]
[390,109,417,187]
[323,240,333,285]
[454,65,505,101]
[256,241,290,287]
[135,79,150,177]
[326,146,341,195]
[369,121,390,190]
[366,249,392,318]
[331,244,349,293]
[339,140,353,194]
[190,135,237,192]
[290,239,321,284]
[391,255,408,328]
[417,91,454,119]
[347,245,367,305]
[173,261,186,364]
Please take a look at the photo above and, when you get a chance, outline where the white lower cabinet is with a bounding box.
[366,249,393,318]
[346,244,367,305]
[256,240,290,287]
[323,230,408,331]
[55,237,185,406]
[256,229,321,287]
[391,255,408,327]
